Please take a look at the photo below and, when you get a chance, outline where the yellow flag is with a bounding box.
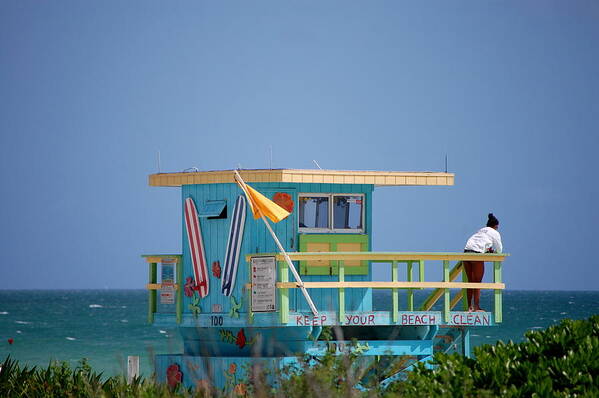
[235,174,290,223]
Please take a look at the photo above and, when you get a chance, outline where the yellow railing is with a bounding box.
[142,254,183,324]
[250,252,508,324]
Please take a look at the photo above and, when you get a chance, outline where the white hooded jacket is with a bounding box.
[465,227,503,253]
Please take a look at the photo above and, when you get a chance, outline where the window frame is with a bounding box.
[298,193,365,234]
[297,193,331,233]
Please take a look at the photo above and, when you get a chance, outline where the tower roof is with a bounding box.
[149,169,454,187]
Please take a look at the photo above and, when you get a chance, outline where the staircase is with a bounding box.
[433,325,463,354]
[420,261,465,311]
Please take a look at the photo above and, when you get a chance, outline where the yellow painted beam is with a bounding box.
[146,283,180,290]
[450,291,464,309]
[258,252,508,262]
[274,281,505,289]
[142,255,182,263]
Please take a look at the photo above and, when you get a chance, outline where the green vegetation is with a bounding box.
[391,315,599,397]
[1,316,597,397]
[0,358,180,398]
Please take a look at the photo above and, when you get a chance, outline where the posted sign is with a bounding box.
[160,258,176,305]
[251,256,276,312]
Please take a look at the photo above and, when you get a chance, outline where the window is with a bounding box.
[298,195,329,230]
[198,200,227,219]
[333,195,363,230]
[298,194,364,233]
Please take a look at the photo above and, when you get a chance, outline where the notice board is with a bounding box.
[251,256,276,312]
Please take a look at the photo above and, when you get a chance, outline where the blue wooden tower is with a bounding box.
[143,169,507,391]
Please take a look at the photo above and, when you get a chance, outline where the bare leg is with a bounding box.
[470,261,485,311]
[463,261,474,311]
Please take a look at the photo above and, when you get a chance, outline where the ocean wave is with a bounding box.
[15,320,31,325]
[89,304,103,308]
[66,337,76,341]
[159,330,167,334]
[16,330,22,334]
[0,311,8,315]
[120,319,128,323]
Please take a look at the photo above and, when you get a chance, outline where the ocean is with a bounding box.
[0,290,597,378]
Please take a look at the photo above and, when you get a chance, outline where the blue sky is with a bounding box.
[1,1,597,290]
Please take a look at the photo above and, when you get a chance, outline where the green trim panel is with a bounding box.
[299,234,369,275]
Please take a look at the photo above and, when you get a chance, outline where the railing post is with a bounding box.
[279,260,289,324]
[406,261,414,311]
[462,262,469,311]
[494,261,502,323]
[392,261,399,323]
[443,260,450,323]
[148,262,157,324]
[418,259,425,287]
[339,260,345,325]
[176,257,183,324]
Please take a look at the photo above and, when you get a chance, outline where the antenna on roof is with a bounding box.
[157,151,161,173]
[269,145,273,169]
[313,159,322,170]
[183,167,199,172]
[445,154,448,173]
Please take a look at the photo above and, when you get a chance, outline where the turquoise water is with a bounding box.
[374,289,599,348]
[0,290,597,377]
[0,290,180,377]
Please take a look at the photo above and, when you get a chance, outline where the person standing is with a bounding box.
[463,213,502,312]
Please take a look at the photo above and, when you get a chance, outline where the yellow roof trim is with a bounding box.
[148,169,455,187]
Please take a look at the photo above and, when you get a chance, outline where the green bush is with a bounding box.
[0,357,184,398]
[387,315,599,397]
[1,316,597,397]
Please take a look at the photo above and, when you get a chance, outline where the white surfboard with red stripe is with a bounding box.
[184,197,209,297]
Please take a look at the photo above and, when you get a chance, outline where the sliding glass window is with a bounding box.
[298,195,330,230]
[298,194,364,233]
[333,195,363,231]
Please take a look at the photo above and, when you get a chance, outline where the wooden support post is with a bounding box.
[418,259,425,288]
[392,261,399,323]
[339,260,345,324]
[494,261,502,323]
[406,261,414,311]
[176,257,183,324]
[148,262,157,324]
[443,260,450,323]
[279,260,289,324]
[462,263,469,311]
[127,356,139,384]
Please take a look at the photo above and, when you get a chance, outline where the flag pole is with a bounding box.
[234,170,319,315]
[259,214,319,315]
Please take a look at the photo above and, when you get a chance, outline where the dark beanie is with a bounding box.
[486,213,499,227]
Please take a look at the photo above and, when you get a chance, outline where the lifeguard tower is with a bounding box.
[143,169,507,391]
